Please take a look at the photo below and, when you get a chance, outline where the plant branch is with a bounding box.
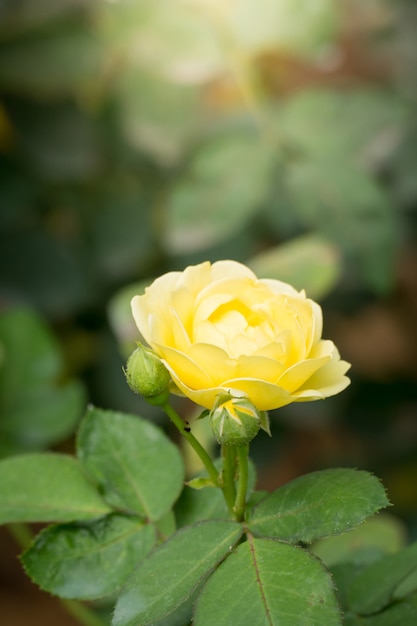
[221,445,237,518]
[234,443,249,522]
[163,402,220,487]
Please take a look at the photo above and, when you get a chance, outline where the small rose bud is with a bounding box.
[125,343,171,405]
[209,392,261,446]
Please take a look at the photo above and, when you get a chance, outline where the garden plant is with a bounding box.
[1,260,417,625]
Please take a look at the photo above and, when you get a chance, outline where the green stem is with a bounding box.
[8,522,33,548]
[221,445,237,518]
[7,523,108,626]
[234,444,249,522]
[163,402,220,487]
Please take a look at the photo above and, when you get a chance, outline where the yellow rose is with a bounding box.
[131,260,350,411]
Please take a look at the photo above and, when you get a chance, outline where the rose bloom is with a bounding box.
[131,260,350,411]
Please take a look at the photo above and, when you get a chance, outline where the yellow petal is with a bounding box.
[187,343,237,383]
[157,345,214,389]
[259,278,300,297]
[235,355,285,383]
[211,260,256,282]
[276,355,331,393]
[222,378,293,411]
[294,352,351,400]
[193,292,236,327]
[165,376,224,409]
[178,261,212,294]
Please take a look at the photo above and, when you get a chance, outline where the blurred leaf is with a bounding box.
[22,514,156,600]
[347,541,417,615]
[285,159,398,293]
[0,26,104,97]
[313,515,407,567]
[1,382,85,449]
[276,88,409,293]
[164,132,276,254]
[194,537,341,626]
[92,185,155,281]
[247,469,389,543]
[391,121,417,207]
[0,453,111,524]
[5,99,101,181]
[107,280,149,356]
[0,308,62,401]
[0,158,37,228]
[175,484,229,527]
[0,308,85,454]
[0,229,88,315]
[345,594,417,626]
[279,89,408,163]
[113,520,243,626]
[117,70,202,164]
[100,0,224,83]
[248,235,341,300]
[228,0,337,56]
[77,408,185,520]
[0,0,92,37]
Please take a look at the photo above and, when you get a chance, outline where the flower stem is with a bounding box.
[221,445,237,518]
[234,444,249,522]
[163,402,220,487]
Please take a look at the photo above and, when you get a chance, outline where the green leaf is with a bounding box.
[286,159,398,293]
[9,101,100,182]
[0,27,104,97]
[346,593,417,626]
[228,0,336,56]
[175,484,229,527]
[1,381,85,449]
[247,469,389,543]
[112,520,243,626]
[155,510,177,541]
[117,69,202,164]
[248,235,341,300]
[347,541,417,615]
[0,308,62,401]
[194,536,341,625]
[186,477,217,489]
[0,0,88,35]
[92,186,154,281]
[100,0,223,83]
[22,513,156,600]
[77,408,185,521]
[0,308,86,454]
[312,514,406,567]
[0,453,111,524]
[394,568,417,601]
[163,132,275,254]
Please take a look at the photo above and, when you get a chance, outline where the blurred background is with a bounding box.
[0,0,416,623]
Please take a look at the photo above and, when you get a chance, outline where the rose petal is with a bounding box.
[235,355,285,383]
[222,378,293,411]
[211,260,256,282]
[186,343,237,383]
[157,345,214,389]
[276,355,331,393]
[294,353,351,400]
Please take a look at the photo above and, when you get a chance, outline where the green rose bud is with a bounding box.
[209,392,262,446]
[125,343,171,406]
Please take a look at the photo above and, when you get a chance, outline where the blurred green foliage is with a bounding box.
[0,0,417,531]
